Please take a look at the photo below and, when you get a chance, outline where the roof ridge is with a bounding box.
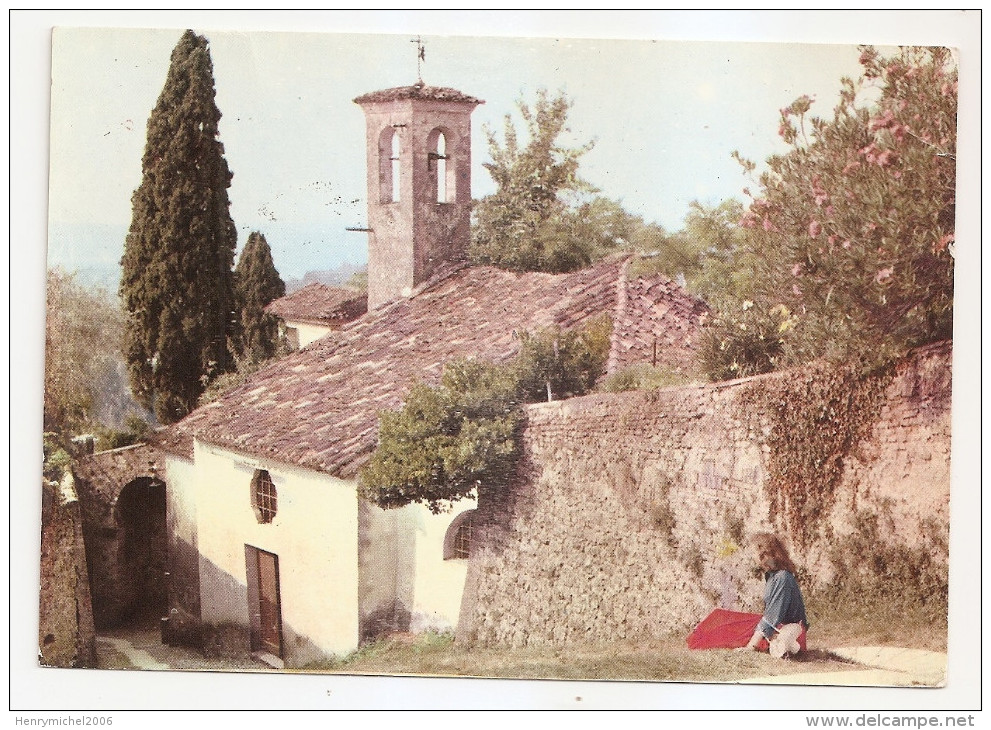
[606,256,632,374]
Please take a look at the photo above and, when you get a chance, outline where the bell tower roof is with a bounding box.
[353,84,484,106]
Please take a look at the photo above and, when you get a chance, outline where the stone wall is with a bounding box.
[39,474,96,667]
[73,444,168,628]
[458,341,951,647]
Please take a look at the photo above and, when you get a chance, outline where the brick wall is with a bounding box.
[458,341,951,647]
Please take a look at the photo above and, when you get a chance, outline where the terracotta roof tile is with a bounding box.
[265,283,367,326]
[174,258,706,478]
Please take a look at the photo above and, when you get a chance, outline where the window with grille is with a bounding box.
[443,509,476,560]
[251,469,277,524]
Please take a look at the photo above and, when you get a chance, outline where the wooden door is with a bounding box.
[246,545,283,658]
[257,550,282,656]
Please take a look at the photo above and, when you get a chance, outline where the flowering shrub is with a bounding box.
[697,300,793,381]
[737,46,956,366]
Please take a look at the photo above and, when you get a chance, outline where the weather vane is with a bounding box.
[411,35,426,84]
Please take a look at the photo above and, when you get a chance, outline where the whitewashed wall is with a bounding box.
[287,320,333,349]
[192,440,361,663]
[410,499,475,632]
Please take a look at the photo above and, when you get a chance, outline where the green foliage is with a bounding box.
[359,359,524,513]
[598,363,693,393]
[45,269,126,436]
[197,340,283,407]
[120,29,238,424]
[512,316,612,402]
[234,231,286,364]
[632,200,757,305]
[737,46,956,366]
[742,360,893,545]
[820,507,947,626]
[94,413,153,452]
[697,300,793,381]
[345,268,369,293]
[361,320,611,512]
[43,432,73,484]
[470,89,604,273]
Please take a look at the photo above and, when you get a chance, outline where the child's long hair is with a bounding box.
[753,532,798,575]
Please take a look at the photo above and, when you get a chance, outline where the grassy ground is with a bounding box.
[299,633,861,682]
[95,591,946,681]
[299,594,946,682]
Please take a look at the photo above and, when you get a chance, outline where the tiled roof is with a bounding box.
[353,84,484,106]
[265,284,367,326]
[608,266,711,374]
[174,257,707,478]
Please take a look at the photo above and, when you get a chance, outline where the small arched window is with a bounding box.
[251,469,278,524]
[378,126,401,203]
[443,509,476,560]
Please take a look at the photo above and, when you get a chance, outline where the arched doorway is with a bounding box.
[113,476,167,626]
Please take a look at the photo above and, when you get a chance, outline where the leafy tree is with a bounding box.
[511,316,612,402]
[631,199,756,306]
[469,89,601,272]
[359,359,523,513]
[360,319,611,512]
[45,269,126,437]
[234,231,286,364]
[345,268,369,293]
[120,29,238,423]
[735,45,956,366]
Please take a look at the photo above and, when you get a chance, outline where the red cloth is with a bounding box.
[686,608,809,652]
[686,608,762,649]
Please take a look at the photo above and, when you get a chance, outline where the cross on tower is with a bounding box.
[411,35,426,83]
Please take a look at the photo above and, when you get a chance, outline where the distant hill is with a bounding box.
[285,262,367,293]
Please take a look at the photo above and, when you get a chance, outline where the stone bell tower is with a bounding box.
[354,82,483,309]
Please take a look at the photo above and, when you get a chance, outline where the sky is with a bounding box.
[43,16,918,281]
[11,9,983,714]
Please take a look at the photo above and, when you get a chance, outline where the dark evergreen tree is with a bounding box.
[120,30,238,423]
[234,231,286,363]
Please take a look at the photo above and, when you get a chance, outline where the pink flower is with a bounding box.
[825,205,835,218]
[874,149,896,167]
[870,109,896,131]
[763,217,774,231]
[808,220,822,238]
[875,267,894,284]
[842,240,852,249]
[792,284,803,297]
[791,263,803,277]
[828,235,837,246]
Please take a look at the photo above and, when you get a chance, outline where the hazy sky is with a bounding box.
[48,24,888,279]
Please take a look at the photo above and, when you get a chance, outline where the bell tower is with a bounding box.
[354,83,483,309]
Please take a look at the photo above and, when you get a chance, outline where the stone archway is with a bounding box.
[73,443,170,630]
[113,477,167,625]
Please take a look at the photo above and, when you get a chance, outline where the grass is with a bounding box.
[300,595,946,682]
[301,633,861,682]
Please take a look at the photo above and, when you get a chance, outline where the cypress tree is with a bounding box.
[234,231,286,363]
[120,30,237,424]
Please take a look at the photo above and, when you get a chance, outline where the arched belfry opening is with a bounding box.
[354,84,483,310]
[428,127,454,204]
[378,126,402,203]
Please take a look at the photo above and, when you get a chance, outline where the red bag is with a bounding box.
[686,608,762,650]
